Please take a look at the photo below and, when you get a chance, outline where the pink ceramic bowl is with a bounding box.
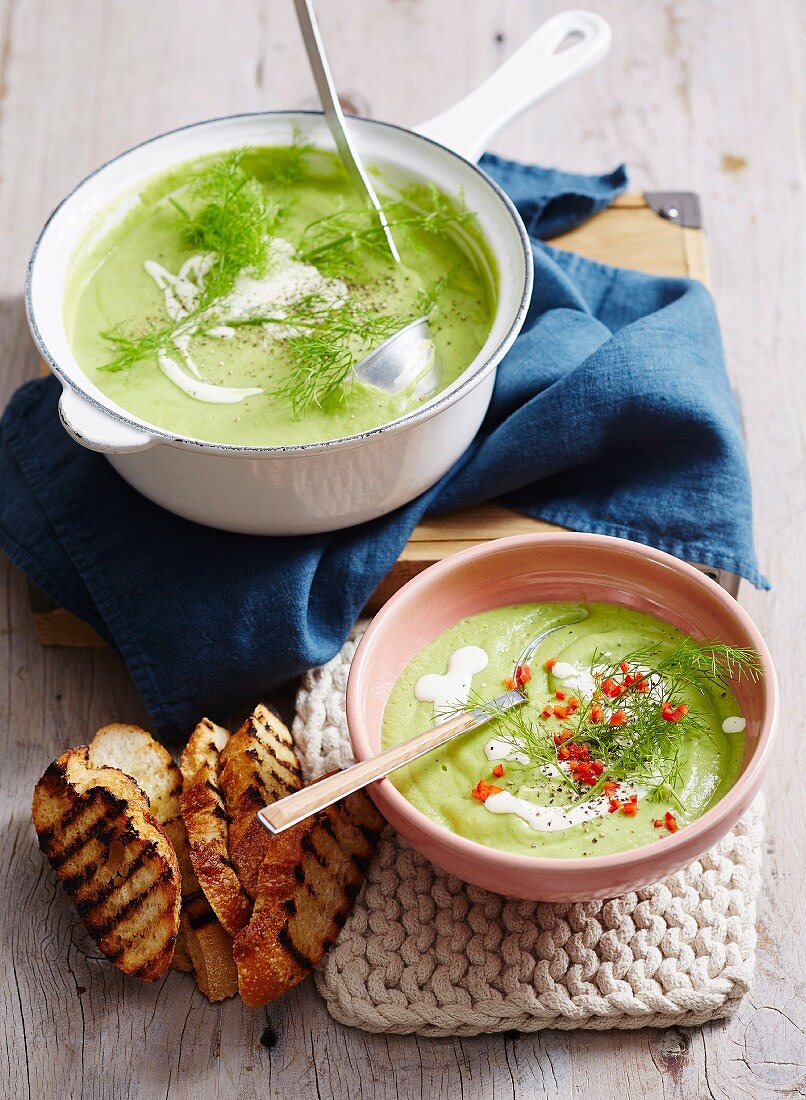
[346,533,778,901]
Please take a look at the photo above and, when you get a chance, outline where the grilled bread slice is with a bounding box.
[88,724,195,894]
[180,718,253,936]
[218,704,303,898]
[89,724,205,976]
[233,787,384,1007]
[180,890,239,1001]
[32,747,181,981]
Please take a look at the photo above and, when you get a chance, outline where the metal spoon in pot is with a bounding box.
[257,608,589,836]
[294,0,441,396]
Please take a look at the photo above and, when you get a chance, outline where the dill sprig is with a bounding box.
[268,125,314,188]
[100,322,182,374]
[415,267,458,320]
[229,294,403,414]
[100,148,282,373]
[296,185,475,277]
[462,638,760,812]
[180,149,280,305]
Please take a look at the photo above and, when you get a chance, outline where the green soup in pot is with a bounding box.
[381,602,748,859]
[64,144,497,447]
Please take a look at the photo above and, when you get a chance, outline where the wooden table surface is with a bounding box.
[0,2,803,1097]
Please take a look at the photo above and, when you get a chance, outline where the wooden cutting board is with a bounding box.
[29,191,709,646]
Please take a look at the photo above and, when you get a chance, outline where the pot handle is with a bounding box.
[59,386,158,454]
[414,10,611,163]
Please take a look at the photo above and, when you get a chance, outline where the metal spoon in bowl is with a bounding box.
[293,0,441,396]
[258,608,589,836]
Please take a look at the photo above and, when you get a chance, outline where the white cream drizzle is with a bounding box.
[484,736,530,766]
[415,645,489,722]
[484,784,646,832]
[721,716,746,734]
[142,238,347,404]
[549,661,597,698]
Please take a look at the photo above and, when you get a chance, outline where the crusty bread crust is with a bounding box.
[233,787,383,1007]
[218,704,303,898]
[180,718,253,936]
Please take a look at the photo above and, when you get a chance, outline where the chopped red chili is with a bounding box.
[471,779,504,803]
[664,811,679,833]
[555,689,566,700]
[601,677,623,699]
[544,658,557,671]
[661,702,689,723]
[492,763,504,778]
[654,819,664,828]
[620,661,630,673]
[503,676,516,691]
[515,663,532,688]
[590,704,604,724]
[609,709,629,727]
[553,705,570,719]
[621,801,638,816]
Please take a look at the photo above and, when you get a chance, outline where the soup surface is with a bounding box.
[64,143,496,446]
[381,602,751,859]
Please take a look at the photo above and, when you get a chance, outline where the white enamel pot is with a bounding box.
[26,11,610,535]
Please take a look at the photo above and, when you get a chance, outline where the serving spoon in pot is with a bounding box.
[258,607,589,835]
[294,0,441,396]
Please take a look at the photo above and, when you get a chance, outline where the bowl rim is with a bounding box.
[346,532,779,876]
[25,109,533,456]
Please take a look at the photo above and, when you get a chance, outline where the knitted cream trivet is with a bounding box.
[292,627,763,1037]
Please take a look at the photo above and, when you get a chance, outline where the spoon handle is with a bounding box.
[293,0,400,261]
[258,710,477,835]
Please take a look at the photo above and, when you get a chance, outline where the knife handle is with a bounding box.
[258,711,477,835]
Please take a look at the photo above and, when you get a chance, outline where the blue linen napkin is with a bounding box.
[0,155,766,738]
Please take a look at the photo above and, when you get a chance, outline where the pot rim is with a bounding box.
[346,532,779,881]
[26,109,533,456]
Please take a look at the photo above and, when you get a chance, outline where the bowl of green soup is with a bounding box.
[347,533,777,901]
[25,12,612,534]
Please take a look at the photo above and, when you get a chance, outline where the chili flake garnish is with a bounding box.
[601,677,623,699]
[471,779,504,803]
[661,702,689,723]
[515,664,532,688]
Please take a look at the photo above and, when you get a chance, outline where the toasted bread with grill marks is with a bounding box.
[180,889,238,1001]
[180,718,253,936]
[233,787,384,1007]
[32,747,181,981]
[88,724,195,896]
[218,704,303,899]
